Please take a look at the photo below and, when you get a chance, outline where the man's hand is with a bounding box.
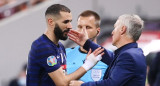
[82,47,104,71]
[68,28,88,46]
[69,80,84,86]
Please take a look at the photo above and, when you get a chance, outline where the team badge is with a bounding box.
[47,56,57,66]
[91,69,102,81]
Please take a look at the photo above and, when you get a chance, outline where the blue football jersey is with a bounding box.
[66,46,108,82]
[27,34,66,86]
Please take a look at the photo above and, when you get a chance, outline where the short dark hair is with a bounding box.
[45,4,70,17]
[78,10,101,28]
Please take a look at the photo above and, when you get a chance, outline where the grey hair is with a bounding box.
[118,14,144,42]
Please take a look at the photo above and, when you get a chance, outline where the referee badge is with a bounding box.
[47,56,57,66]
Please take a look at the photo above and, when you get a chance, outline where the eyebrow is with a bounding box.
[63,20,72,23]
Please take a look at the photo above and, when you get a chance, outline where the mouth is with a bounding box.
[64,29,70,34]
[64,32,69,35]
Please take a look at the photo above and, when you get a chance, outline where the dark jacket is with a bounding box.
[148,52,160,86]
[81,40,147,86]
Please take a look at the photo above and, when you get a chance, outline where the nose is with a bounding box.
[78,27,86,32]
[111,30,114,36]
[67,22,72,29]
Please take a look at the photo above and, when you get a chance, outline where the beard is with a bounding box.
[54,23,70,40]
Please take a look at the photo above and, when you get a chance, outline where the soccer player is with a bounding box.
[68,14,147,86]
[66,10,108,82]
[27,4,104,86]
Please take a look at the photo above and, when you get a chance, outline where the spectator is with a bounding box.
[30,0,46,6]
[9,63,27,86]
[148,52,160,86]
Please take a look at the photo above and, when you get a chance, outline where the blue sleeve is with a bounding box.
[83,39,114,65]
[81,52,134,86]
[35,45,61,73]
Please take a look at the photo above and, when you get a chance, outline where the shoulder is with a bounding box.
[120,48,144,58]
[32,36,55,51]
[31,36,50,48]
[118,48,146,67]
[29,38,57,59]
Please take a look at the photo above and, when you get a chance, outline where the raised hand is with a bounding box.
[86,48,104,61]
[68,28,88,46]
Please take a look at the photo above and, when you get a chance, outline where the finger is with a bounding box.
[94,48,104,56]
[69,81,74,86]
[88,48,92,54]
[68,30,79,37]
[69,29,80,35]
[82,28,87,34]
[92,47,101,55]
[68,33,77,42]
[82,28,89,39]
[101,52,105,56]
[95,48,104,56]
[68,33,76,39]
[86,48,92,57]
[69,83,72,86]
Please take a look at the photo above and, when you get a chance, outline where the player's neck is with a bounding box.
[116,36,134,48]
[80,47,88,53]
[44,30,59,45]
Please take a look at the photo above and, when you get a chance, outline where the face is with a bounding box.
[111,20,122,46]
[77,16,99,41]
[54,11,72,40]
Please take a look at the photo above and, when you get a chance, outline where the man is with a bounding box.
[66,10,108,82]
[148,52,160,86]
[9,64,27,86]
[27,4,104,86]
[68,14,147,86]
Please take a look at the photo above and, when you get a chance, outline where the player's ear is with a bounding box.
[97,28,100,36]
[48,18,55,26]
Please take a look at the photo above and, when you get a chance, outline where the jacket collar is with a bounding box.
[114,42,138,56]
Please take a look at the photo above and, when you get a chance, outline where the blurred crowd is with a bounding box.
[0,0,46,20]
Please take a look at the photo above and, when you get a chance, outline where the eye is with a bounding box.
[77,25,82,29]
[63,20,72,24]
[86,26,91,29]
[63,20,70,24]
